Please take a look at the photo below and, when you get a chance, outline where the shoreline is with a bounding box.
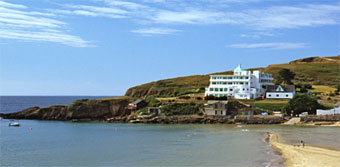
[269,133,340,167]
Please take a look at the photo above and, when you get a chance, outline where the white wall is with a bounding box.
[266,92,294,99]
[317,107,340,115]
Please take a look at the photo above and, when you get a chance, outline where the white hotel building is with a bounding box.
[205,65,274,99]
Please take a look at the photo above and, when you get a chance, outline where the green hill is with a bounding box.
[125,56,340,98]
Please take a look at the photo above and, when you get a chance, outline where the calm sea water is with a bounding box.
[0,96,110,114]
[1,96,339,167]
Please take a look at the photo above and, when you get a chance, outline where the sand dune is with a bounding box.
[270,133,340,167]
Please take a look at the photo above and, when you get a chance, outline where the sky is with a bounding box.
[0,0,339,96]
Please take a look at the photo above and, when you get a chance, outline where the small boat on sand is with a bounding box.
[9,122,20,126]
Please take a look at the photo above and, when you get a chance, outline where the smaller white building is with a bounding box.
[317,106,340,115]
[266,85,295,99]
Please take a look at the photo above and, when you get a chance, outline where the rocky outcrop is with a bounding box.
[0,98,130,121]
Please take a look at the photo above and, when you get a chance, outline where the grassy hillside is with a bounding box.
[125,56,340,98]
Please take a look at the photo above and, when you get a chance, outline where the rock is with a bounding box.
[1,98,130,121]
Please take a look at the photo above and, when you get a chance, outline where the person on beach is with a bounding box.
[300,140,305,147]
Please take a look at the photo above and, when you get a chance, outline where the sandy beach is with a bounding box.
[269,133,340,167]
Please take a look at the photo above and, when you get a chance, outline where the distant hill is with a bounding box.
[125,56,340,98]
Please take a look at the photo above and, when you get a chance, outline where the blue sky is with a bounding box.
[0,0,339,96]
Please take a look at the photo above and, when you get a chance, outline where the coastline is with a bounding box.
[269,133,340,167]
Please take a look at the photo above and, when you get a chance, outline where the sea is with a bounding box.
[1,96,339,167]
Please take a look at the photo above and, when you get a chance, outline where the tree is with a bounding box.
[337,84,340,93]
[284,94,320,116]
[299,87,308,93]
[277,69,296,85]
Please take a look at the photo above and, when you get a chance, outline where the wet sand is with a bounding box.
[269,133,340,167]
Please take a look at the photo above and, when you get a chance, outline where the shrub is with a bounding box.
[145,95,161,107]
[304,84,313,89]
[204,95,215,100]
[196,97,203,100]
[284,94,321,116]
[313,80,322,85]
[204,95,229,100]
[300,87,308,93]
[161,103,202,116]
[295,83,303,88]
[179,96,191,99]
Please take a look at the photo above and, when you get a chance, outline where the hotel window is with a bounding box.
[245,82,249,85]
[223,77,227,79]
[243,88,245,91]
[220,88,223,92]
[286,94,289,97]
[245,77,249,79]
[228,77,232,79]
[212,77,216,79]
[210,88,213,91]
[228,82,232,85]
[269,94,271,97]
[247,88,249,91]
[276,94,279,97]
[223,82,227,85]
[212,82,216,85]
[215,88,219,92]
[240,82,243,85]
[240,77,243,79]
[230,89,233,91]
[224,88,228,92]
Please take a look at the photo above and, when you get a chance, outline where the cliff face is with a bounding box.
[1,98,130,121]
[125,56,340,98]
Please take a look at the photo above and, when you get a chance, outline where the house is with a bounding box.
[205,65,273,99]
[127,100,147,110]
[204,100,229,116]
[266,85,295,99]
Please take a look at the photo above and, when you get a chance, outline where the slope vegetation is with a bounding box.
[125,56,340,98]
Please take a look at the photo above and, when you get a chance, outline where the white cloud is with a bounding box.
[131,27,181,35]
[100,0,148,10]
[50,5,128,18]
[0,29,90,47]
[247,4,340,29]
[240,31,276,38]
[0,1,91,47]
[0,1,26,9]
[227,42,308,49]
[142,0,165,3]
[151,10,238,24]
[146,4,339,29]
